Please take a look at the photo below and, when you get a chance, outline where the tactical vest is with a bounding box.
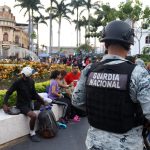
[86,59,144,134]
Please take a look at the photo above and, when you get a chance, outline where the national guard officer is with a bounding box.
[72,20,150,150]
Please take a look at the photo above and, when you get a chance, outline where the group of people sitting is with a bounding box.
[2,64,81,142]
[46,64,81,123]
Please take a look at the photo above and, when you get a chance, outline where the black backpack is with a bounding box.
[38,107,58,138]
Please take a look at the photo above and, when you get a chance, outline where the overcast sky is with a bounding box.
[0,0,149,48]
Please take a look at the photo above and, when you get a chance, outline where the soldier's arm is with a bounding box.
[130,65,150,120]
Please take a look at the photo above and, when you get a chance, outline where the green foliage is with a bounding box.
[31,31,37,39]
[41,81,50,87]
[143,6,150,25]
[118,0,142,22]
[77,43,93,52]
[142,46,150,55]
[140,54,150,62]
[0,81,50,108]
[0,90,7,108]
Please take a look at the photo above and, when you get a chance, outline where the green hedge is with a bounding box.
[0,80,50,108]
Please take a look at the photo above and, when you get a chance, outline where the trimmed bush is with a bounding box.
[0,80,50,108]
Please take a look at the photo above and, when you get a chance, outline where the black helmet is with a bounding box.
[100,20,134,45]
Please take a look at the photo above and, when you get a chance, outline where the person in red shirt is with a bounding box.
[65,64,81,87]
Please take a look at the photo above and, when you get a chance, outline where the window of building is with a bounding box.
[15,35,19,44]
[145,36,150,44]
[3,32,8,41]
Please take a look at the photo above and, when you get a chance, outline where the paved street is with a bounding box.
[3,117,89,150]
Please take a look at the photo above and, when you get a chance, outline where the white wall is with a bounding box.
[131,29,150,55]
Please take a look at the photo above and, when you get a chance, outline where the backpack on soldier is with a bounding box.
[38,106,58,138]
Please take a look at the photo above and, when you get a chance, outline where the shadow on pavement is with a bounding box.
[3,117,89,150]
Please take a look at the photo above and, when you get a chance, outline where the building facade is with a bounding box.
[0,5,29,58]
[131,28,150,55]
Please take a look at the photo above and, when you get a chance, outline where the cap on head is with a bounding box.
[21,66,34,77]
[100,20,134,45]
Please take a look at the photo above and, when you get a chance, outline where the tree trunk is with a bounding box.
[58,17,61,51]
[28,10,31,50]
[37,23,39,56]
[85,26,87,44]
[135,25,143,54]
[88,9,90,44]
[94,36,96,48]
[79,28,81,46]
[49,0,52,55]
[138,39,141,54]
[31,9,34,52]
[76,7,79,47]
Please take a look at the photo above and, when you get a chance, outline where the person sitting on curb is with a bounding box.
[3,66,46,142]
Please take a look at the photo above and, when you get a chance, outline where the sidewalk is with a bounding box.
[3,117,89,150]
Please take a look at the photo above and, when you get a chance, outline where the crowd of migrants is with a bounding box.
[49,54,101,70]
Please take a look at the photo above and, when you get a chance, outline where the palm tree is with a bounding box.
[47,0,72,51]
[78,19,83,45]
[33,16,47,55]
[80,0,99,44]
[73,19,82,45]
[73,16,88,45]
[45,0,57,55]
[81,16,88,44]
[70,0,85,47]
[15,0,44,51]
[30,0,44,52]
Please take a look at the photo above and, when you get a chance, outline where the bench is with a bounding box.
[0,104,63,145]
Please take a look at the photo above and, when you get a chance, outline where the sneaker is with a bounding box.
[73,115,80,122]
[30,135,40,142]
[57,122,67,129]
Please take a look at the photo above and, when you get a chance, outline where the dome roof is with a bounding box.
[0,5,11,12]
